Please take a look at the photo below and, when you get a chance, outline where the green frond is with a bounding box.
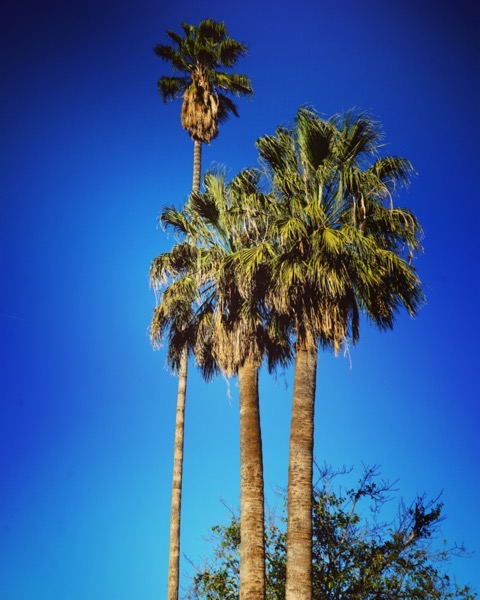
[318,227,345,255]
[188,189,221,229]
[329,110,383,167]
[223,243,274,281]
[180,22,192,38]
[218,38,248,67]
[157,76,189,102]
[296,107,333,171]
[276,215,308,245]
[153,44,189,72]
[228,168,261,197]
[367,156,414,188]
[160,206,198,238]
[214,72,253,95]
[150,243,201,288]
[196,48,218,68]
[165,30,184,48]
[215,94,238,122]
[150,253,174,288]
[196,18,226,43]
[257,129,301,197]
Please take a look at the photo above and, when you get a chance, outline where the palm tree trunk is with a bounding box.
[167,348,188,600]
[192,140,202,193]
[167,140,201,600]
[285,345,318,600]
[238,360,265,600]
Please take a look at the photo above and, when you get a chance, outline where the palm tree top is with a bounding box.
[253,107,424,352]
[154,19,253,143]
[150,169,292,378]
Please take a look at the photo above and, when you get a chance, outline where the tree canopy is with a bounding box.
[189,466,476,600]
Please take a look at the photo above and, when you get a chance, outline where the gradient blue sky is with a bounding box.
[1,0,479,597]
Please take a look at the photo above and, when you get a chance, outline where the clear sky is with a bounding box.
[1,0,479,598]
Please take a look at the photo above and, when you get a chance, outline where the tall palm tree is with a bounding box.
[153,20,252,600]
[154,18,253,192]
[151,171,289,600]
[253,107,424,600]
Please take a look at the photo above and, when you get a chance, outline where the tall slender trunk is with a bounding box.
[285,345,318,600]
[238,360,265,600]
[167,140,202,600]
[167,348,188,600]
[192,140,202,194]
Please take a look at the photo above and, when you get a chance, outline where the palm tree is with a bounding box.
[151,170,290,600]
[154,18,253,192]
[153,19,252,600]
[253,107,424,600]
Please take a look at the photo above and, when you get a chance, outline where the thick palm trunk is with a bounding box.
[238,360,265,600]
[167,142,201,600]
[285,345,318,600]
[167,348,188,600]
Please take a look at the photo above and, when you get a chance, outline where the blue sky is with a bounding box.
[1,0,479,597]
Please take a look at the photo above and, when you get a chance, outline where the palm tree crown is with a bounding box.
[253,107,424,352]
[150,169,291,376]
[154,19,253,143]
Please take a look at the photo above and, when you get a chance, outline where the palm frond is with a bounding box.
[160,206,195,237]
[214,72,253,95]
[218,38,248,67]
[157,76,189,102]
[296,107,333,171]
[153,44,189,72]
[216,94,239,123]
